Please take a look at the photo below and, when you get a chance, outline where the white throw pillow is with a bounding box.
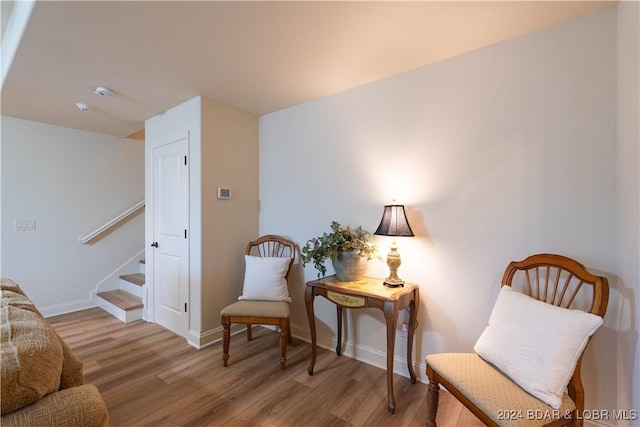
[238,255,291,302]
[474,286,603,409]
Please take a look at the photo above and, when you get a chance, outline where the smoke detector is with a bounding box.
[76,103,89,112]
[93,86,114,96]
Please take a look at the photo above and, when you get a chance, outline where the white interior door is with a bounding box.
[151,136,189,337]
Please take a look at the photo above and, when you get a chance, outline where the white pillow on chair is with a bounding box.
[238,255,291,302]
[474,286,603,409]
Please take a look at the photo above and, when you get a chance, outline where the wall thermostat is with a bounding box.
[217,188,231,199]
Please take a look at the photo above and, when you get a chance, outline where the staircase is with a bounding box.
[97,260,145,323]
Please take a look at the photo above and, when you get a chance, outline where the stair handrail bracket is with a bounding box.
[78,200,145,244]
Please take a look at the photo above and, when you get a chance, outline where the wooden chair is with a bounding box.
[425,254,609,427]
[220,235,295,369]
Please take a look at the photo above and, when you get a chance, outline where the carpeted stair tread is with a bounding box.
[98,290,143,310]
[119,273,145,286]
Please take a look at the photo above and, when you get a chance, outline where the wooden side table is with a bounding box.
[305,275,419,414]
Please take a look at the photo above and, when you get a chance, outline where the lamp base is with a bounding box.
[383,244,405,288]
[383,279,405,288]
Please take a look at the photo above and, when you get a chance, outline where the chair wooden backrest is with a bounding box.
[500,253,609,417]
[246,234,295,278]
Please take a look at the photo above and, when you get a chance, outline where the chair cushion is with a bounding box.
[473,286,602,409]
[238,256,291,302]
[221,300,290,318]
[1,284,64,415]
[426,353,576,427]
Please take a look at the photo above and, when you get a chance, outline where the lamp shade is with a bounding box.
[374,205,414,237]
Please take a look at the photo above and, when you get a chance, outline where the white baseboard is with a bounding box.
[187,324,244,349]
[290,321,427,384]
[41,298,96,318]
[141,285,150,321]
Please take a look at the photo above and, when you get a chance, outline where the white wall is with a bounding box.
[1,116,145,316]
[615,1,640,422]
[260,7,632,422]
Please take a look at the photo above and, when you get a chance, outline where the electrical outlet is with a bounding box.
[15,220,36,231]
[398,322,408,338]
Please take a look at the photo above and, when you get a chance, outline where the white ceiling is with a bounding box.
[1,1,616,139]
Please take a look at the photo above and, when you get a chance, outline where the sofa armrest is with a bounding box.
[1,385,108,427]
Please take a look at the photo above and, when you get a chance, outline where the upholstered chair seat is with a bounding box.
[426,353,576,427]
[220,300,290,319]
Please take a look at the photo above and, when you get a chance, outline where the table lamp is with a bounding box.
[374,204,414,287]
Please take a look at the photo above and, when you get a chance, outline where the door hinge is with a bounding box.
[184,156,187,165]
[184,302,187,312]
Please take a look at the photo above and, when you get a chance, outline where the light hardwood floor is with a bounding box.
[49,308,483,427]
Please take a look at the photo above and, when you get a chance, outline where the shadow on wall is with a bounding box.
[584,271,637,414]
[404,206,433,245]
[286,247,308,329]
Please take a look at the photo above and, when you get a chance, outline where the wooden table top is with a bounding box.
[306,275,418,301]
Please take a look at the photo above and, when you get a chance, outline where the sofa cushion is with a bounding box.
[1,284,64,415]
[1,385,109,427]
[0,279,24,296]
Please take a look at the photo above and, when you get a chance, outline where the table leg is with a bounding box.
[305,286,316,375]
[383,300,399,414]
[406,290,418,383]
[336,305,343,356]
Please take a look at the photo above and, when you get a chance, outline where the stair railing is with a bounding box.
[78,200,145,244]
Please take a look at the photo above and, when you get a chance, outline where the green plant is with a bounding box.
[301,221,378,278]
